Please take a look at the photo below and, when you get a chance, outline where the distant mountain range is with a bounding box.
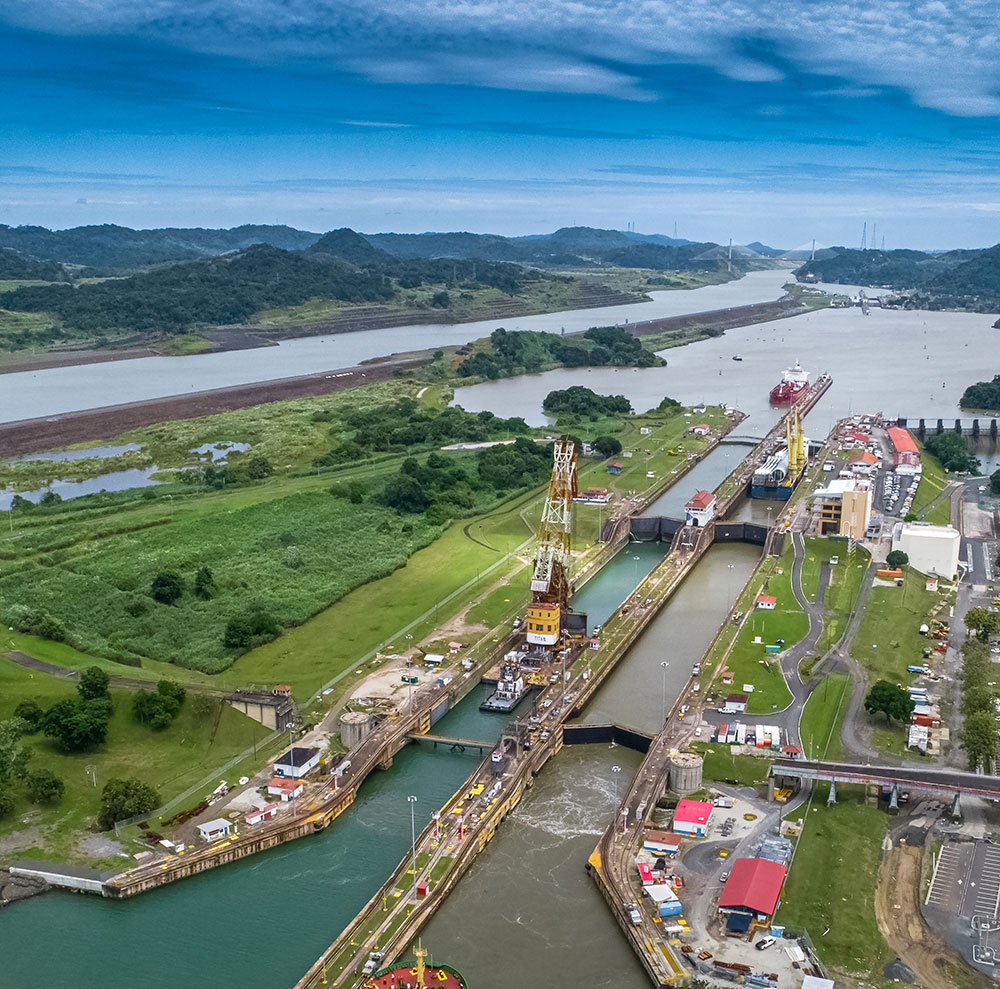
[0,222,727,273]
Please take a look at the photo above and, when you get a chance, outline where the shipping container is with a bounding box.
[658,900,683,918]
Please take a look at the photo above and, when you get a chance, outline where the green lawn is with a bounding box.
[0,658,271,864]
[690,743,772,787]
[702,545,799,714]
[799,673,849,761]
[814,546,870,651]
[779,791,891,976]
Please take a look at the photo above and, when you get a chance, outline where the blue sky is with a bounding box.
[2,1,1000,247]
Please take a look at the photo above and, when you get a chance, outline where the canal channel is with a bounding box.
[2,520,759,988]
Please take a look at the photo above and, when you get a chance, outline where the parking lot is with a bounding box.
[926,840,1000,921]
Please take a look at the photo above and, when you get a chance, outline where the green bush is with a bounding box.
[25,768,64,805]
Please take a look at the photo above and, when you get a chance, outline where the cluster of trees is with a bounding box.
[959,637,999,771]
[542,386,633,419]
[150,566,215,605]
[457,325,662,380]
[33,666,113,753]
[966,606,1000,639]
[133,681,187,730]
[961,374,1000,413]
[863,680,915,723]
[179,456,273,489]
[924,432,980,474]
[0,715,65,819]
[381,441,553,522]
[98,777,161,830]
[0,246,66,281]
[6,605,66,643]
[312,398,530,467]
[9,491,63,513]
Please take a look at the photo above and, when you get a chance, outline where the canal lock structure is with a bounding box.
[2,448,762,989]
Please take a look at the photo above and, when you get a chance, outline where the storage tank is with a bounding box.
[340,711,373,748]
[668,751,703,795]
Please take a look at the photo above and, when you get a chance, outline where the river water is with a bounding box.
[0,270,792,423]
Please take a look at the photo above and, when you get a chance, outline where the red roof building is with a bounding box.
[756,594,776,609]
[850,450,878,466]
[686,490,715,510]
[718,857,787,916]
[672,798,714,836]
[887,426,917,455]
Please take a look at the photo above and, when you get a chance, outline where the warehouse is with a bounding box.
[718,857,787,929]
[891,521,960,580]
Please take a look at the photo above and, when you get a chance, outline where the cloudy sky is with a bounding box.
[2,0,1000,247]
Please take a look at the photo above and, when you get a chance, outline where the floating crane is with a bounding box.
[525,439,578,648]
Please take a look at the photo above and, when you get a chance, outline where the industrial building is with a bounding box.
[671,798,714,836]
[717,857,787,929]
[811,478,872,539]
[887,426,922,475]
[891,522,961,580]
[197,818,234,842]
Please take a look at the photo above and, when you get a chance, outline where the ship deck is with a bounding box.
[369,966,466,988]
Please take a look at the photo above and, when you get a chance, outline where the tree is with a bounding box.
[657,396,681,411]
[150,571,183,605]
[382,474,428,514]
[886,550,909,568]
[924,432,980,473]
[78,665,110,702]
[194,565,214,600]
[25,769,64,805]
[190,694,216,721]
[0,717,29,788]
[223,610,280,650]
[157,680,186,707]
[39,491,63,508]
[864,680,915,723]
[0,790,13,819]
[592,436,623,458]
[13,700,43,733]
[966,607,1000,638]
[961,710,999,771]
[41,699,110,753]
[991,468,1000,496]
[245,456,273,480]
[98,777,160,830]
[132,692,173,730]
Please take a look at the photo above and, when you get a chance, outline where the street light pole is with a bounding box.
[660,661,670,724]
[611,765,621,829]
[408,795,418,903]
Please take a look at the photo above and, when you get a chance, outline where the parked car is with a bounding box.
[756,936,777,951]
[719,871,729,883]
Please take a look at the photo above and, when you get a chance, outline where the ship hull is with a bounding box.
[750,483,794,501]
[769,383,807,405]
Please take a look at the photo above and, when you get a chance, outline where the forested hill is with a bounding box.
[362,226,714,268]
[0,223,320,270]
[0,238,546,334]
[0,247,66,281]
[796,244,1000,311]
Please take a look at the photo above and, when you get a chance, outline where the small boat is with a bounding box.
[732,355,743,361]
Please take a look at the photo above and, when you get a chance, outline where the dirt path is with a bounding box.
[875,844,992,989]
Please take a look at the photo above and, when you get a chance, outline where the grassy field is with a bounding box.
[779,791,891,976]
[912,444,952,525]
[701,545,799,714]
[799,673,849,761]
[691,743,773,786]
[0,658,271,864]
[798,539,870,651]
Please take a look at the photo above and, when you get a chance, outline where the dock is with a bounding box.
[292,377,832,988]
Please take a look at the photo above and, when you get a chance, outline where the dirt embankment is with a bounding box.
[875,843,992,989]
[0,354,431,458]
[626,296,808,339]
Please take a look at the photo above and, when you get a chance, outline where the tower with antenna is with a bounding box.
[860,221,867,251]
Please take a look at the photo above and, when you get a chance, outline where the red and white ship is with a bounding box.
[769,362,809,405]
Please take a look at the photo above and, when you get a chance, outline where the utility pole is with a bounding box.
[408,795,418,904]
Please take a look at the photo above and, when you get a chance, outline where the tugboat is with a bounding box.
[480,658,529,712]
[769,362,809,405]
[366,939,469,988]
[731,354,743,361]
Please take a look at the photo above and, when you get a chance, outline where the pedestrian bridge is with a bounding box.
[771,759,1000,799]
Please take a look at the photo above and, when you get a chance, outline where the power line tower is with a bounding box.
[526,440,578,647]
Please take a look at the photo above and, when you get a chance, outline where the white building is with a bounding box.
[891,522,961,580]
[684,490,717,527]
[197,818,234,842]
[274,746,321,777]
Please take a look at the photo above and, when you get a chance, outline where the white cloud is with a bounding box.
[3,0,1000,115]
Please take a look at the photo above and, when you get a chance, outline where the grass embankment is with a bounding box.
[0,659,271,864]
[850,576,953,757]
[779,791,891,977]
[799,673,849,762]
[911,444,952,525]
[699,544,800,714]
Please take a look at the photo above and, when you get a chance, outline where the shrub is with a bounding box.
[150,572,183,605]
[78,666,110,702]
[98,777,160,830]
[25,768,64,805]
[13,700,43,733]
[0,790,13,819]
[886,549,909,568]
